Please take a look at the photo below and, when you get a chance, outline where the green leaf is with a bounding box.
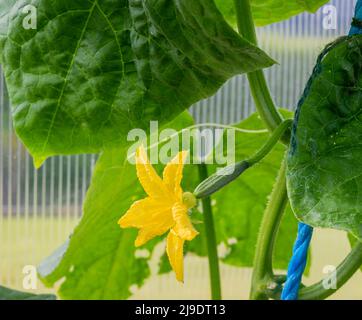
[38,112,196,300]
[0,0,274,164]
[215,0,329,27]
[287,36,362,239]
[0,286,56,300]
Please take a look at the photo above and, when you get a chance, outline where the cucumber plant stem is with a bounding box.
[198,163,222,300]
[248,119,292,165]
[297,241,362,300]
[233,0,284,136]
[250,159,288,300]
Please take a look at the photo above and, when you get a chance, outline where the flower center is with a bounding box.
[182,192,197,209]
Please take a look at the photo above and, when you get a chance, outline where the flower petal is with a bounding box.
[163,151,188,200]
[135,146,171,201]
[118,197,174,246]
[135,228,165,247]
[166,229,185,282]
[172,202,199,241]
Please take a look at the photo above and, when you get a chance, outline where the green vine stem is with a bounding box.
[297,241,362,300]
[194,119,292,199]
[248,120,292,165]
[250,158,288,300]
[233,0,284,134]
[198,163,222,300]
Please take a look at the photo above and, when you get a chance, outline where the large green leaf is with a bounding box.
[0,286,56,300]
[287,36,362,239]
[0,0,274,165]
[38,112,196,300]
[216,0,329,27]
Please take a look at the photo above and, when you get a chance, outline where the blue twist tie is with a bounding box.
[281,223,313,300]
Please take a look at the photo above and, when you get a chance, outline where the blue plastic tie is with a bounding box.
[281,0,362,300]
[281,223,313,300]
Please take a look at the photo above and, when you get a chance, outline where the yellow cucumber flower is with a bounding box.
[118,146,198,282]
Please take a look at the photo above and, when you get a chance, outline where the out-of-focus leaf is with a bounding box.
[41,109,304,299]
[216,0,329,27]
[38,112,196,300]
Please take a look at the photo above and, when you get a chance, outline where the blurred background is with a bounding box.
[1,0,362,299]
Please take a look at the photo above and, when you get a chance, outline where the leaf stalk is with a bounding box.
[233,0,285,139]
